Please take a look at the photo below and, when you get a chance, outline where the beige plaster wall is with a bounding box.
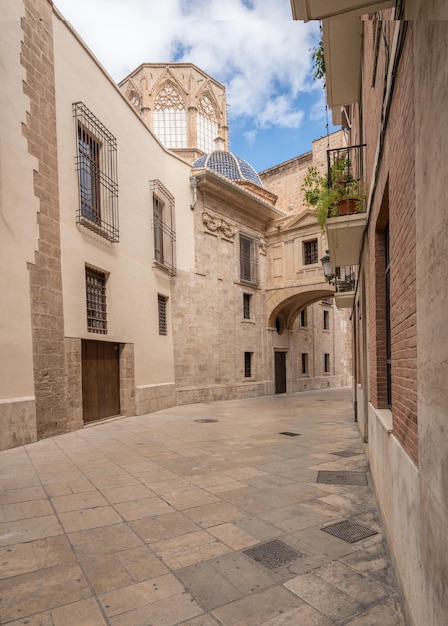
[52,13,194,392]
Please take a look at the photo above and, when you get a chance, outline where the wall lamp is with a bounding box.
[320,250,335,284]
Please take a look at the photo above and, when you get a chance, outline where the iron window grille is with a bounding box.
[304,239,318,265]
[158,294,168,336]
[85,266,107,334]
[300,308,308,328]
[302,353,309,375]
[150,180,176,277]
[244,352,252,378]
[73,103,119,243]
[243,293,251,319]
[324,353,331,373]
[324,310,330,330]
[240,234,259,285]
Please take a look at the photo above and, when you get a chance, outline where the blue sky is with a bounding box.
[54,0,338,172]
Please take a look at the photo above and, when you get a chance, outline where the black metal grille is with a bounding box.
[244,540,302,569]
[73,103,119,243]
[321,520,377,543]
[85,266,107,334]
[244,351,252,378]
[303,239,318,265]
[158,294,168,336]
[151,180,176,276]
[317,471,368,486]
[243,293,251,319]
[240,235,259,285]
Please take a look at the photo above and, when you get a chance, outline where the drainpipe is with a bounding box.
[190,176,198,210]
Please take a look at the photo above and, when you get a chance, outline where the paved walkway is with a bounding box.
[0,388,405,625]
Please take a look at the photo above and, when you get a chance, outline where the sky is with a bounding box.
[54,0,337,172]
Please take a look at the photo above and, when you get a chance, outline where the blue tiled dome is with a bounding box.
[193,150,263,187]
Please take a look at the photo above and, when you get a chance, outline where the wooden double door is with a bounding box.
[275,351,287,394]
[82,340,120,423]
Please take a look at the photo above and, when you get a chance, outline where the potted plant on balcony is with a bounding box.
[301,161,366,230]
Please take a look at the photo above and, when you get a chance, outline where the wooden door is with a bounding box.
[82,340,120,423]
[275,351,287,394]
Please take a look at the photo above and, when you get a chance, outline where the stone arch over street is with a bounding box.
[267,283,335,330]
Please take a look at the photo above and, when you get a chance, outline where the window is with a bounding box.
[153,83,187,148]
[158,294,168,336]
[244,352,252,378]
[323,310,330,330]
[301,353,308,375]
[243,293,251,319]
[197,95,218,153]
[385,223,392,407]
[324,353,331,373]
[73,102,119,243]
[300,308,307,328]
[85,266,107,334]
[303,239,318,265]
[240,234,258,285]
[151,180,176,276]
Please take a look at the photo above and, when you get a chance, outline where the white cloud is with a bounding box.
[244,129,258,146]
[54,0,320,130]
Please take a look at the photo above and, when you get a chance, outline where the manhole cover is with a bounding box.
[331,450,360,458]
[317,471,368,485]
[243,540,302,569]
[279,432,301,437]
[194,419,218,423]
[321,520,377,543]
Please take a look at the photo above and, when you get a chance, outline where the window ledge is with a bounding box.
[242,319,256,325]
[152,260,176,277]
[372,406,393,433]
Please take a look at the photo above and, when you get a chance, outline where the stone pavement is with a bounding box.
[0,387,405,625]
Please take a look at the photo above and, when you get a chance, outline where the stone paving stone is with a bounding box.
[50,491,109,513]
[344,594,406,625]
[0,535,75,578]
[176,560,244,609]
[51,598,108,626]
[152,530,232,569]
[212,585,304,626]
[0,499,54,522]
[68,523,143,558]
[162,488,220,510]
[316,560,392,604]
[0,485,46,504]
[98,483,156,504]
[112,496,175,521]
[183,501,248,528]
[179,615,221,626]
[259,603,334,625]
[0,515,63,547]
[233,516,285,541]
[284,570,365,621]
[0,562,91,622]
[57,505,123,533]
[108,591,203,626]
[207,522,259,550]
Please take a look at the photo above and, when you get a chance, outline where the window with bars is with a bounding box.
[302,353,309,375]
[151,180,176,276]
[243,293,251,319]
[73,103,119,243]
[324,353,331,373]
[300,308,307,328]
[323,310,330,330]
[244,352,252,378]
[303,239,318,265]
[240,234,258,285]
[85,266,107,334]
[158,294,168,336]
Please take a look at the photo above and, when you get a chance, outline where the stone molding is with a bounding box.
[202,211,237,240]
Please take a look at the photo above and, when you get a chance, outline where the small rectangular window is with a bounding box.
[324,353,331,373]
[300,308,307,328]
[301,353,308,375]
[243,293,251,319]
[303,239,318,265]
[151,180,176,276]
[244,352,252,378]
[85,266,107,334]
[158,294,168,336]
[323,310,330,330]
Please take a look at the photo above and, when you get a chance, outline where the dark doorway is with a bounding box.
[82,340,120,423]
[275,351,287,394]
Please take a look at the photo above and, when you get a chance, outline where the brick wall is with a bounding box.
[21,0,68,439]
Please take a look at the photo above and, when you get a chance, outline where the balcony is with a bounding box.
[333,266,356,309]
[325,144,367,268]
[291,0,395,21]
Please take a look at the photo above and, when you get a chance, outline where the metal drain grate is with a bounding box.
[317,470,368,485]
[279,432,301,437]
[331,450,360,458]
[243,540,302,569]
[194,419,218,423]
[321,520,378,543]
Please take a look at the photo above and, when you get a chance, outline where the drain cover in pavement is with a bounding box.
[321,520,378,543]
[279,432,301,437]
[194,419,218,423]
[331,450,360,458]
[317,470,368,485]
[243,540,302,569]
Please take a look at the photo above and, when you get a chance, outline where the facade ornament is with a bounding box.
[259,236,268,255]
[202,212,236,240]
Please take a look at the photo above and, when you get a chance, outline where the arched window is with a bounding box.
[197,95,218,153]
[153,83,187,148]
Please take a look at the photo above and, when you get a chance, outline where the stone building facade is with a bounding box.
[293,0,448,623]
[0,0,351,451]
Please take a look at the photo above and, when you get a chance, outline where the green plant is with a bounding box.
[311,37,325,82]
[301,161,366,231]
